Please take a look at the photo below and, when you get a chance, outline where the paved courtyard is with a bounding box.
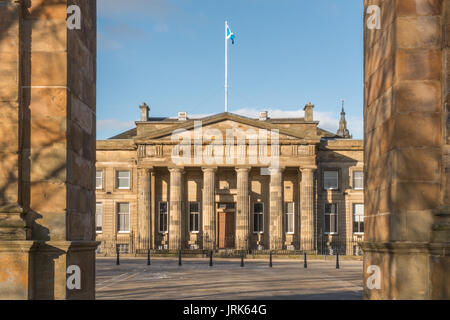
[96,257,363,300]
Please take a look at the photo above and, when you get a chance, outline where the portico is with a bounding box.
[95,106,363,255]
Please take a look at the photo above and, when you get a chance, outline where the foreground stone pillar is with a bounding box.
[137,168,151,252]
[169,168,183,250]
[300,167,315,251]
[0,0,98,299]
[236,167,250,250]
[202,167,216,250]
[269,168,283,250]
[363,0,449,299]
[0,0,26,239]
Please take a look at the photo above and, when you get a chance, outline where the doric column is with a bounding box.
[169,168,183,250]
[137,167,151,252]
[150,170,156,249]
[269,168,283,250]
[300,167,315,251]
[202,167,216,250]
[236,167,250,250]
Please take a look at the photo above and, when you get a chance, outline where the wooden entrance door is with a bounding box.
[218,203,235,248]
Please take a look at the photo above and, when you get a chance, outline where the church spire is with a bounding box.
[336,99,351,138]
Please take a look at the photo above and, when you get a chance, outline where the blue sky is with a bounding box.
[97,0,364,140]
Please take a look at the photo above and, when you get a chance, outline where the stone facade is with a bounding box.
[363,0,450,299]
[96,106,364,256]
[0,0,97,300]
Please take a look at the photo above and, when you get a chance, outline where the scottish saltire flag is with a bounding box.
[226,23,235,44]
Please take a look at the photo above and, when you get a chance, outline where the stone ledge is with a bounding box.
[361,241,450,256]
[0,240,99,253]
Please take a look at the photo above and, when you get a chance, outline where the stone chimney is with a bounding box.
[139,102,149,121]
[304,102,314,121]
[259,111,268,121]
[178,111,187,121]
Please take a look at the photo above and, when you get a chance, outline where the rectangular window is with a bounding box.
[285,202,294,234]
[253,203,264,233]
[353,204,364,234]
[96,171,103,189]
[159,202,168,233]
[189,202,200,233]
[116,170,130,189]
[324,203,338,234]
[96,203,103,232]
[324,171,339,190]
[353,171,364,190]
[117,202,130,232]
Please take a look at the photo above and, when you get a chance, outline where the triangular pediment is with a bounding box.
[134,112,319,142]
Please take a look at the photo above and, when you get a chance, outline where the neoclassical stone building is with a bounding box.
[95,103,364,255]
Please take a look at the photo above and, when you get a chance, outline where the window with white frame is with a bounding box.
[253,203,264,233]
[324,203,338,234]
[353,203,364,234]
[285,202,294,234]
[117,202,130,232]
[96,170,103,189]
[324,171,339,190]
[116,170,130,189]
[159,202,168,233]
[96,202,102,232]
[353,171,364,190]
[189,202,200,232]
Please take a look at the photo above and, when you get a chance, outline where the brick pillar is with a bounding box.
[0,0,98,300]
[236,167,250,250]
[269,168,283,251]
[137,167,151,252]
[169,168,183,250]
[363,0,449,299]
[202,167,216,250]
[300,167,315,251]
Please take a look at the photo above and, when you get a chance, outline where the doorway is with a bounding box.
[217,203,235,249]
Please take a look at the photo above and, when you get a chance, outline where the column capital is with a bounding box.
[268,167,284,174]
[137,165,154,171]
[235,166,251,173]
[168,167,184,174]
[300,166,317,173]
[201,167,217,173]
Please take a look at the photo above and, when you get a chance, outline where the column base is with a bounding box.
[0,240,99,300]
[362,241,450,300]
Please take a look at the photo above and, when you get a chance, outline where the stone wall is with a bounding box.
[363,0,449,299]
[0,0,97,300]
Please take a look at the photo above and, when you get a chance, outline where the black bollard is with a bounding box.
[336,252,340,269]
[269,251,273,268]
[304,252,307,268]
[147,249,151,266]
[240,251,244,267]
[116,248,120,266]
[209,250,213,267]
[178,249,182,266]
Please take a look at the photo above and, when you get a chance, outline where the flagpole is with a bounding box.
[225,21,228,113]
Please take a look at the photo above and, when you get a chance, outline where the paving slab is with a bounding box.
[96,257,363,300]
